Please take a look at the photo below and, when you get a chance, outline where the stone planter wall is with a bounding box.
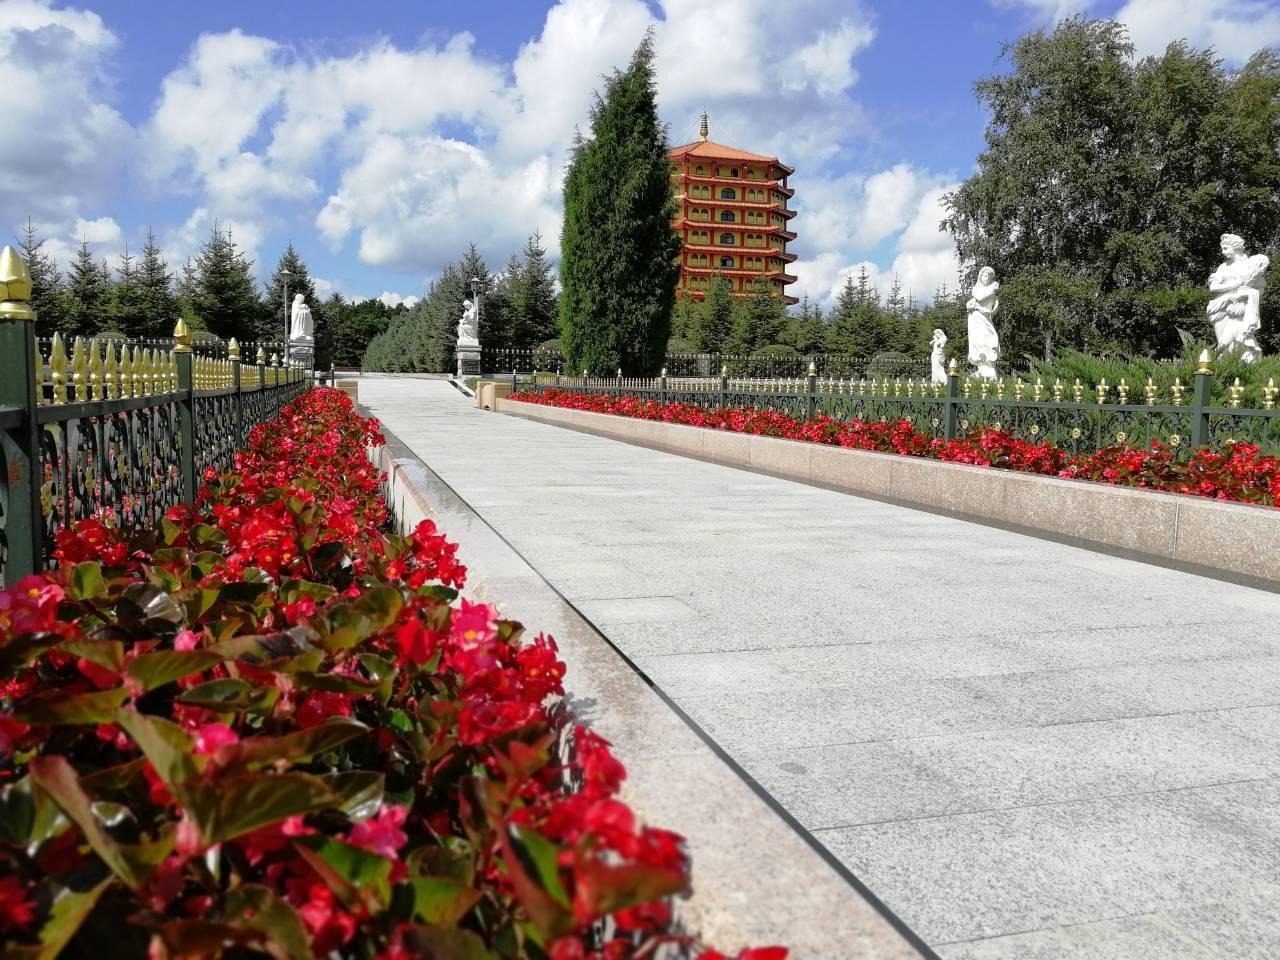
[497,398,1280,587]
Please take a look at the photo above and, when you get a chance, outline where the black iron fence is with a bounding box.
[513,355,1280,461]
[481,347,927,379]
[0,247,311,586]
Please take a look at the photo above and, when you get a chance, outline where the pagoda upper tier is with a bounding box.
[668,116,797,305]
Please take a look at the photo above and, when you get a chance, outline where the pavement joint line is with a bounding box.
[929,909,1170,948]
[637,617,1270,659]
[809,774,1280,834]
[728,699,1280,755]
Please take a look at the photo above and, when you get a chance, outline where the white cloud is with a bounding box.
[782,19,876,96]
[74,216,122,246]
[376,291,420,309]
[1000,0,1280,62]
[0,0,132,234]
[1115,0,1280,60]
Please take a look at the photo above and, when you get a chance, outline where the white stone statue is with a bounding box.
[930,328,948,384]
[1208,233,1268,363]
[289,294,313,343]
[967,267,1000,380]
[457,298,479,347]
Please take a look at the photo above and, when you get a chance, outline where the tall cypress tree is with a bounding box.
[17,219,66,338]
[514,232,558,349]
[559,32,681,375]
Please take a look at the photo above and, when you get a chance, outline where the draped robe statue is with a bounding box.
[289,294,314,343]
[1208,234,1268,363]
[967,267,1000,380]
[930,329,948,384]
[458,299,480,347]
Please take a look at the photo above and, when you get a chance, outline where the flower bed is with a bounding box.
[510,390,1280,507]
[0,389,783,960]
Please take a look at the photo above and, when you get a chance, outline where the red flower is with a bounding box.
[0,876,36,931]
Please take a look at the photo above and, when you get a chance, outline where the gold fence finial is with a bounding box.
[808,361,817,376]
[947,357,958,376]
[1197,348,1212,374]
[173,317,192,353]
[256,345,267,364]
[227,337,240,360]
[0,245,35,320]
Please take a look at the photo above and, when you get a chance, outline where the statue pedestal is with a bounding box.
[456,341,481,377]
[288,339,315,370]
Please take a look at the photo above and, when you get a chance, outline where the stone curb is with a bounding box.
[496,398,1280,587]
[369,437,932,960]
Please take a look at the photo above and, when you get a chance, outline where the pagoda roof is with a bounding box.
[669,139,794,173]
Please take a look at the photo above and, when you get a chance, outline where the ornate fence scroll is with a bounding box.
[514,353,1280,462]
[0,246,310,585]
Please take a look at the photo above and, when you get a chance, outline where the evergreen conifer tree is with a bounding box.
[18,219,66,337]
[559,32,681,374]
[109,245,146,336]
[264,242,318,344]
[137,229,177,337]
[63,239,112,337]
[691,277,735,352]
[725,280,786,355]
[511,232,558,349]
[192,223,262,342]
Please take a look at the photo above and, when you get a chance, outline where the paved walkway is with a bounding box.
[362,379,1280,960]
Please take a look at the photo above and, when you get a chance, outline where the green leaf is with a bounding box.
[125,650,223,691]
[116,583,185,631]
[29,756,171,890]
[14,687,129,726]
[294,835,392,911]
[402,876,481,926]
[507,824,570,909]
[159,517,183,546]
[189,523,229,547]
[0,777,37,846]
[223,885,312,960]
[216,718,369,774]
[176,678,279,714]
[115,708,199,786]
[499,825,573,938]
[185,773,339,846]
[68,561,106,601]
[80,759,148,795]
[319,771,384,820]
[35,878,114,960]
[357,653,397,703]
[0,632,62,674]
[61,638,124,673]
[293,671,378,694]
[218,581,272,605]
[571,859,686,923]
[356,585,404,629]
[394,926,496,960]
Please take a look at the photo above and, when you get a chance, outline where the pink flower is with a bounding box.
[193,722,239,755]
[347,804,409,860]
[173,629,201,651]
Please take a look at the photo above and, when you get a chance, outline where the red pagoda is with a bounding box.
[668,114,797,305]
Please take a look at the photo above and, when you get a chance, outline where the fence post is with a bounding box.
[943,357,959,440]
[719,364,728,409]
[806,361,817,420]
[1191,349,1213,449]
[228,337,242,444]
[0,246,42,580]
[174,319,197,504]
[660,366,668,404]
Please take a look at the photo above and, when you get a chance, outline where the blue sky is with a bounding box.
[3,0,1277,309]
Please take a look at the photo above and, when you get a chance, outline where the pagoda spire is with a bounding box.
[699,112,708,141]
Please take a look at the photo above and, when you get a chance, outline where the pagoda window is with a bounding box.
[719,233,735,245]
[720,187,737,200]
[730,167,739,177]
[695,165,705,175]
[719,210,736,222]
[720,255,735,268]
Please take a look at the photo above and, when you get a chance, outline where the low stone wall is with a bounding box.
[497,398,1280,587]
[370,438,930,960]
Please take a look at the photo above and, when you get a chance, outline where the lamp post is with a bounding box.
[469,275,484,333]
[281,269,292,366]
